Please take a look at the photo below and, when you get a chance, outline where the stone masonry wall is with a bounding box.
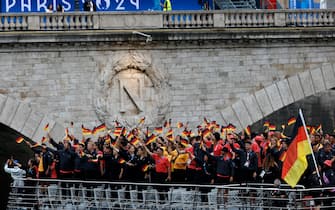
[0,41,334,136]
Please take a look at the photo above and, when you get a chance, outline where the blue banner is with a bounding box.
[1,0,213,13]
[289,0,320,9]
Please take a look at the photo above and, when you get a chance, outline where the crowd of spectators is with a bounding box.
[5,119,335,190]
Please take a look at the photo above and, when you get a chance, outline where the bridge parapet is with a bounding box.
[1,10,335,31]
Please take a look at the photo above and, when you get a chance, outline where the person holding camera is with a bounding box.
[4,158,26,189]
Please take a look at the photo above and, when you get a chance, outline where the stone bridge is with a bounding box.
[1,9,335,141]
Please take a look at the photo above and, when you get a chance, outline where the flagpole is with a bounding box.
[299,109,322,186]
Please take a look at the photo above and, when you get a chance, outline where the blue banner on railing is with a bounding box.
[1,0,214,13]
[289,0,320,9]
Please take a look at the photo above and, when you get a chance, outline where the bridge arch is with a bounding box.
[0,94,65,142]
[220,63,335,131]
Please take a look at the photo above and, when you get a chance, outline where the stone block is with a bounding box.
[0,97,20,126]
[276,79,294,106]
[287,75,304,102]
[254,89,273,117]
[99,13,162,29]
[32,116,56,143]
[321,63,335,89]
[265,84,283,112]
[310,68,326,93]
[232,101,252,128]
[10,102,32,133]
[49,122,66,142]
[21,111,44,139]
[242,95,263,123]
[0,94,8,112]
[220,106,242,131]
[299,71,315,97]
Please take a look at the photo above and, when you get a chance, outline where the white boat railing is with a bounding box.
[8,177,335,210]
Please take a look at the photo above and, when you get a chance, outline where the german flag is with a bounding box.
[166,134,174,141]
[16,137,24,144]
[202,128,211,139]
[244,126,251,137]
[287,117,296,126]
[118,158,126,164]
[139,117,145,125]
[154,127,163,134]
[81,125,92,136]
[269,124,276,131]
[114,127,123,137]
[130,137,140,145]
[181,129,189,138]
[105,135,111,144]
[221,126,226,138]
[127,132,134,141]
[310,126,316,135]
[263,121,270,127]
[177,122,183,128]
[166,128,173,137]
[142,164,149,172]
[316,124,322,133]
[146,134,157,145]
[95,123,107,134]
[44,123,49,131]
[121,127,127,136]
[180,139,188,147]
[226,123,236,132]
[41,136,47,144]
[281,112,312,188]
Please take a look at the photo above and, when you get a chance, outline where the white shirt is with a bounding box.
[4,164,26,188]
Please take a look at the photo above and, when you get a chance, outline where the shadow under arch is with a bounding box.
[220,63,335,131]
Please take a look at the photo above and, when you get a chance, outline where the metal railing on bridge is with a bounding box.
[6,177,335,210]
[1,10,335,31]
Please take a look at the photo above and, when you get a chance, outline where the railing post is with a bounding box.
[274,11,286,27]
[93,13,100,29]
[213,13,225,27]
[27,15,40,30]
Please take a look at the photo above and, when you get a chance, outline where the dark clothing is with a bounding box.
[58,148,75,173]
[83,0,97,11]
[84,150,100,180]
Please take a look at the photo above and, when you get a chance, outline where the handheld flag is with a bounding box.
[244,126,251,137]
[263,121,270,128]
[139,117,145,125]
[281,111,313,188]
[82,125,92,136]
[16,137,24,144]
[44,123,49,131]
[142,164,149,172]
[287,117,296,126]
[269,124,276,131]
[41,136,47,144]
[177,122,183,128]
[154,127,163,134]
[146,134,157,145]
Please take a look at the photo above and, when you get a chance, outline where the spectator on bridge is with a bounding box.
[46,4,53,13]
[162,0,172,11]
[152,0,161,10]
[84,0,97,12]
[56,4,64,12]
